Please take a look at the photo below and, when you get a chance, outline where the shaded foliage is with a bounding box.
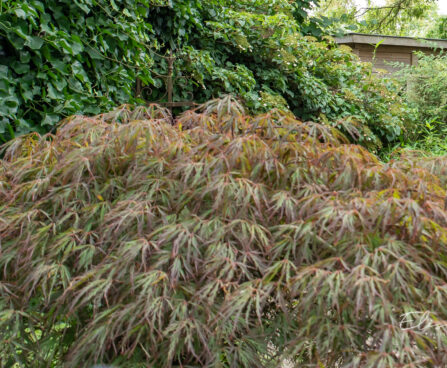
[1,97,447,367]
[0,0,319,140]
[140,0,415,151]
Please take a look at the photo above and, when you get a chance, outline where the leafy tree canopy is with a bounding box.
[317,0,438,36]
[426,15,447,38]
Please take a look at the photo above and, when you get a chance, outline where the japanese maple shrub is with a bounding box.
[1,97,447,367]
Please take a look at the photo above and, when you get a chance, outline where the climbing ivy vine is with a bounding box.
[0,0,157,141]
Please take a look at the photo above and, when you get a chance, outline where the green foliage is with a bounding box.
[393,51,447,153]
[399,122,447,155]
[402,52,447,118]
[146,1,413,151]
[322,61,413,152]
[316,0,438,37]
[0,0,412,151]
[358,0,436,36]
[0,0,158,142]
[426,15,447,38]
[2,98,447,367]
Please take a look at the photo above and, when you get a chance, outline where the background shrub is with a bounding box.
[1,98,447,367]
[393,52,447,154]
[399,52,447,123]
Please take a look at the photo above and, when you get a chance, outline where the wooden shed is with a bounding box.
[336,33,447,72]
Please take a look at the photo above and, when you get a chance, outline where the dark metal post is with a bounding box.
[166,51,174,111]
[135,77,142,98]
[135,51,195,111]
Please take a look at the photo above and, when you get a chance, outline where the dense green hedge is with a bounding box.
[1,0,414,151]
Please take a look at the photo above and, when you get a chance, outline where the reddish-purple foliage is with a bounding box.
[1,97,447,367]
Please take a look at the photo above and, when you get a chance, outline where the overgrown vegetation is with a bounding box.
[398,52,447,123]
[0,0,414,151]
[394,51,447,154]
[2,98,447,367]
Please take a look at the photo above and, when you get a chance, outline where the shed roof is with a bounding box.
[336,33,447,49]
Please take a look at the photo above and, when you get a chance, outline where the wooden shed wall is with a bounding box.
[343,43,436,72]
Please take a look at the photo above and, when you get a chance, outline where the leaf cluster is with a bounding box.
[1,97,447,367]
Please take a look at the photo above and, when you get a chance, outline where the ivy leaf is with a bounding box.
[0,65,9,78]
[51,60,69,75]
[58,39,74,54]
[71,41,84,54]
[0,96,20,114]
[11,62,30,74]
[14,8,27,19]
[74,1,91,14]
[42,113,59,126]
[25,36,44,50]
[53,78,67,91]
[47,83,64,99]
[31,1,45,13]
